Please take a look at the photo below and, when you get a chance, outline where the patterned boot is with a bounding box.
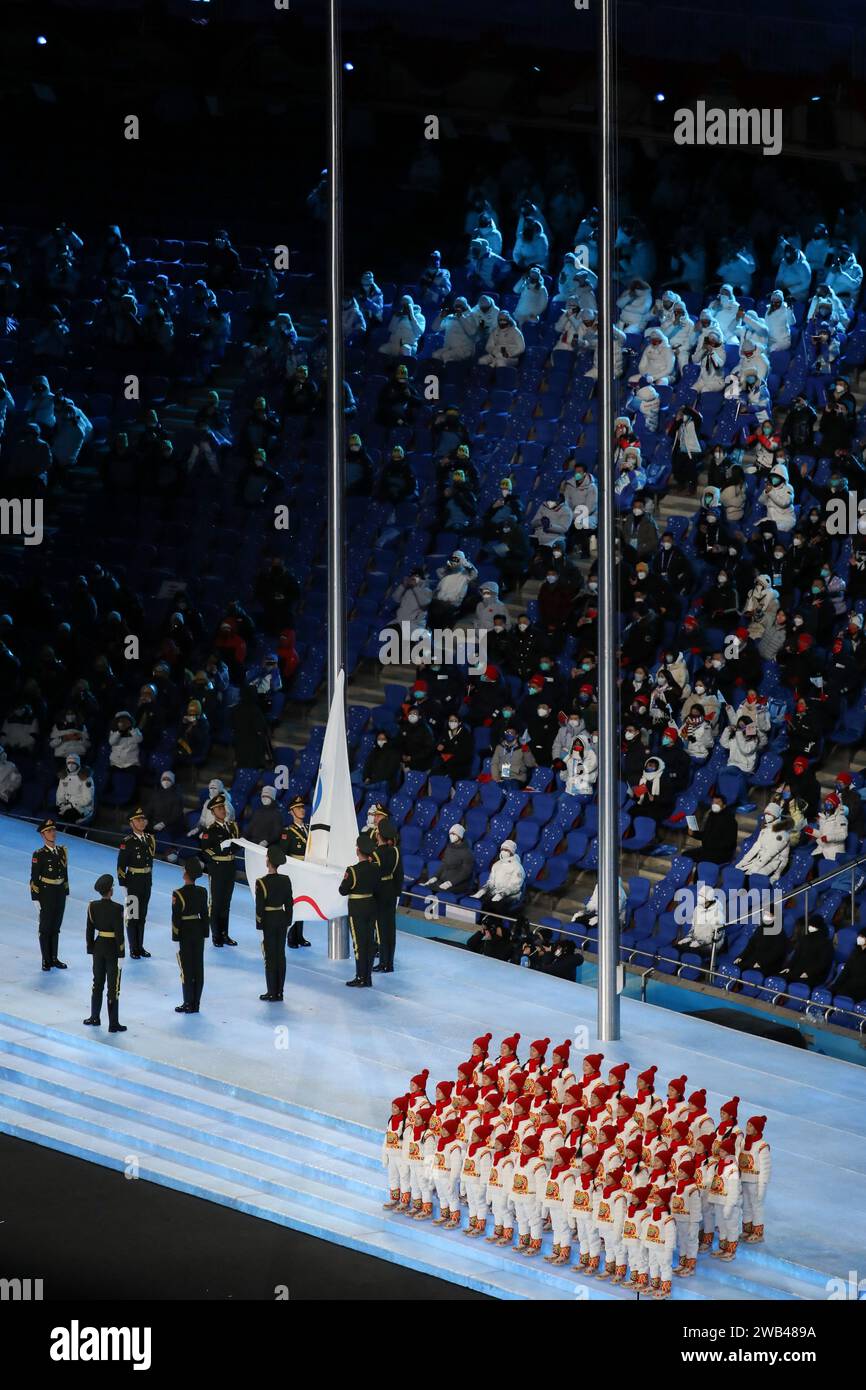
[742,1220,754,1240]
[485,1224,503,1244]
[414,1201,434,1221]
[635,1271,649,1291]
[498,1225,514,1247]
[746,1223,764,1243]
[544,1243,561,1264]
[597,1259,616,1281]
[587,1254,601,1276]
[524,1237,543,1258]
[698,1229,713,1253]
[655,1278,672,1300]
[432,1206,450,1226]
[383,1187,400,1210]
[710,1238,728,1259]
[512,1232,531,1254]
[470,1217,487,1239]
[462,1216,478,1236]
[445,1210,461,1229]
[650,1275,661,1293]
[720,1239,738,1261]
[554,1245,572,1266]
[411,1197,423,1218]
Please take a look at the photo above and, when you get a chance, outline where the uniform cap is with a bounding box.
[129,806,147,820]
[207,793,226,810]
[287,795,305,810]
[94,874,113,894]
[267,846,287,868]
[357,831,376,855]
[185,857,203,880]
[38,817,57,833]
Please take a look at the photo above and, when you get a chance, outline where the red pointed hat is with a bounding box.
[637,1065,658,1088]
[552,1039,572,1061]
[391,1094,409,1111]
[720,1096,740,1119]
[687,1088,707,1110]
[410,1069,430,1090]
[608,1062,630,1083]
[521,1132,542,1154]
[473,1032,493,1054]
[747,1115,767,1135]
[530,1037,551,1057]
[617,1095,637,1118]
[500,1033,521,1054]
[434,1081,453,1101]
[584,1053,604,1071]
[667,1075,687,1096]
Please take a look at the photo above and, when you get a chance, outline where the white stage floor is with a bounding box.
[1,815,864,1301]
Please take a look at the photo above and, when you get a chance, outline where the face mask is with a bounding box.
[500,851,512,860]
[774,551,784,561]
[633,508,644,518]
[807,925,819,934]
[545,575,557,585]
[588,580,598,592]
[662,736,673,747]
[694,685,705,696]
[376,739,387,748]
[408,713,419,724]
[448,720,459,730]
[857,938,866,948]
[811,585,821,596]
[518,622,529,632]
[625,730,637,741]
[711,659,722,669]
[662,541,672,551]
[504,733,516,744]
[538,708,550,719]
[711,804,722,814]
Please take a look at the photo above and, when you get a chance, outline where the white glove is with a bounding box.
[186,828,198,837]
[421,876,436,886]
[260,840,268,847]
[220,840,232,851]
[155,822,165,832]
[439,881,452,891]
[471,889,485,899]
[491,893,503,902]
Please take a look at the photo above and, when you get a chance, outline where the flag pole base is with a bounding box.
[328,917,350,960]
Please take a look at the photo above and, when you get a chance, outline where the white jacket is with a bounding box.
[736,824,790,882]
[109,727,143,768]
[738,1139,771,1193]
[49,722,91,759]
[434,312,478,362]
[766,303,794,351]
[683,892,725,947]
[680,717,714,760]
[761,477,796,532]
[562,741,598,795]
[484,853,526,900]
[637,338,676,383]
[56,771,94,818]
[531,499,573,544]
[721,725,759,774]
[480,323,525,365]
[513,277,549,325]
[0,750,21,803]
[616,285,652,330]
[811,805,848,860]
[380,303,426,356]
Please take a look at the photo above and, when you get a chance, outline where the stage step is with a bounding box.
[0,1015,827,1303]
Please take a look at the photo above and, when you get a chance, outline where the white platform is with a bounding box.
[1,815,864,1301]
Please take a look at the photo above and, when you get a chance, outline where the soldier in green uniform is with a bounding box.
[255,845,295,1002]
[373,815,402,974]
[280,795,311,949]
[172,857,210,1014]
[117,807,155,959]
[30,817,70,970]
[199,792,240,946]
[84,874,127,1032]
[339,831,381,988]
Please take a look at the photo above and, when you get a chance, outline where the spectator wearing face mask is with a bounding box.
[683,794,739,866]
[491,727,536,787]
[478,311,525,368]
[803,792,849,862]
[474,581,509,631]
[146,769,185,839]
[521,688,559,766]
[561,734,598,796]
[760,465,796,533]
[509,614,542,680]
[779,916,833,987]
[736,802,790,883]
[571,876,627,928]
[56,753,94,824]
[241,785,284,847]
[513,266,549,326]
[734,909,788,976]
[620,497,659,561]
[49,708,91,766]
[552,712,587,766]
[389,568,433,629]
[108,710,143,769]
[621,723,648,784]
[675,883,726,958]
[428,551,478,630]
[423,823,475,896]
[471,840,526,916]
[616,278,652,331]
[397,703,436,772]
[678,706,714,762]
[632,755,675,823]
[379,295,426,358]
[464,664,506,728]
[432,297,478,363]
[434,715,475,783]
[189,779,236,836]
[634,327,676,386]
[831,932,866,1004]
[720,708,760,775]
[362,731,402,793]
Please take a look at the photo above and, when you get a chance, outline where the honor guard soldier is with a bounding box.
[200,792,240,946]
[339,832,381,988]
[30,817,70,970]
[373,815,402,974]
[255,845,295,1002]
[84,874,126,1032]
[117,807,155,959]
[280,796,311,948]
[172,857,210,1014]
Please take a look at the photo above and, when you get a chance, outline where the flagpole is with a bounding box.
[596,0,621,1041]
[327,0,349,960]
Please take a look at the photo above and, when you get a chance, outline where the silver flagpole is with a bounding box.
[327,0,349,961]
[596,0,621,1040]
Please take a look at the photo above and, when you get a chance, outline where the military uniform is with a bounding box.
[30,825,69,969]
[200,804,240,945]
[280,800,310,948]
[171,873,210,1012]
[255,861,294,1000]
[373,817,402,973]
[117,817,155,957]
[85,877,126,1031]
[339,838,381,987]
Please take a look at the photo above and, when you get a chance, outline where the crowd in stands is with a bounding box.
[383,1033,772,1297]
[3,160,866,1027]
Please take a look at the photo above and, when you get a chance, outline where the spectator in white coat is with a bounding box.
[803,224,831,274]
[616,279,652,331]
[1,704,38,754]
[735,340,770,384]
[108,711,143,769]
[479,312,525,368]
[189,778,236,835]
[49,710,91,764]
[667,303,696,372]
[627,378,660,431]
[634,328,675,385]
[765,290,794,352]
[513,266,549,325]
[511,218,549,271]
[531,496,573,547]
[430,550,478,623]
[55,753,94,823]
[418,250,451,311]
[720,711,760,774]
[0,745,21,805]
[552,298,584,352]
[379,296,426,357]
[775,242,812,302]
[342,295,366,338]
[693,332,725,394]
[736,802,790,882]
[471,839,526,913]
[675,882,725,956]
[826,246,863,304]
[356,270,384,327]
[588,322,625,379]
[390,569,433,627]
[760,464,796,533]
[467,238,507,289]
[806,793,848,861]
[679,707,715,761]
[432,299,478,363]
[52,397,92,470]
[708,284,740,342]
[562,735,598,795]
[469,293,499,338]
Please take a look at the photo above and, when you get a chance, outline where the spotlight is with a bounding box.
[36,35,47,46]
[811,95,821,102]
[655,92,665,103]
[344,61,354,72]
